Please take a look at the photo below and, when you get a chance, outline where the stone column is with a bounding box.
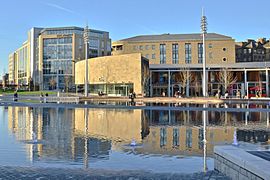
[267,105,269,128]
[168,70,171,97]
[150,71,153,97]
[244,69,248,97]
[186,71,190,97]
[205,70,208,96]
[266,69,269,97]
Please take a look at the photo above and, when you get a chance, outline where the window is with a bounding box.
[223,57,227,62]
[208,43,213,48]
[172,43,179,64]
[160,44,166,64]
[152,53,156,59]
[145,45,149,50]
[185,43,192,64]
[160,127,167,147]
[186,128,192,148]
[145,54,149,59]
[223,47,227,51]
[139,45,143,50]
[198,43,203,64]
[173,128,179,147]
[152,45,156,50]
[209,52,213,59]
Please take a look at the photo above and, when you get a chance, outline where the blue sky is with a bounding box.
[0,0,270,75]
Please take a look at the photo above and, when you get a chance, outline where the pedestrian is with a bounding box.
[236,90,241,99]
[13,91,18,102]
[129,91,136,106]
[162,91,166,97]
[256,91,259,98]
[224,91,229,99]
[40,93,44,103]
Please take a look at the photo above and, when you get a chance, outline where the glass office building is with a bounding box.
[9,26,111,90]
[42,37,73,90]
[39,27,111,90]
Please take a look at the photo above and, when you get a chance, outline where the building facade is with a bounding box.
[8,52,17,85]
[112,33,270,97]
[236,38,270,63]
[75,53,149,96]
[9,26,111,90]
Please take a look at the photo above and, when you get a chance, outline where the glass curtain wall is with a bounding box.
[43,37,73,90]
[18,46,28,86]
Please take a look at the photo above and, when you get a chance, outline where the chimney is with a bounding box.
[257,38,266,44]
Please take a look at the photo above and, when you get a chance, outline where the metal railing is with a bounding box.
[42,96,79,104]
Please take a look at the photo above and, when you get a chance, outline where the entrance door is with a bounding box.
[115,85,129,96]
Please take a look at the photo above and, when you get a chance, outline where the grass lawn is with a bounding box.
[0,90,57,96]
[19,99,40,103]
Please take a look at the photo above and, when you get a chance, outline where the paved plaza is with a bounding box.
[0,166,229,180]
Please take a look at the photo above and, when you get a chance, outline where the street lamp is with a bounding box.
[84,25,89,97]
[201,8,208,97]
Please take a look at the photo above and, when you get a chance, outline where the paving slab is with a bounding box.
[0,166,229,180]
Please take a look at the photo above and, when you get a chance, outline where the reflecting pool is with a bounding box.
[0,106,269,174]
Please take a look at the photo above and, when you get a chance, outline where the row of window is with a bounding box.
[133,43,214,51]
[239,48,266,54]
[134,44,156,51]
[43,29,106,39]
[143,51,215,63]
[160,127,205,149]
[43,37,72,45]
[159,43,204,64]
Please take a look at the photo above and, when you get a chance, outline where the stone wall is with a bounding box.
[214,153,263,180]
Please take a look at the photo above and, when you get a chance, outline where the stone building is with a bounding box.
[236,38,270,63]
[112,33,270,97]
[75,53,149,96]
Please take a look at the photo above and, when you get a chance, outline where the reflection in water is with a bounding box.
[84,108,88,169]
[203,104,207,173]
[4,106,270,172]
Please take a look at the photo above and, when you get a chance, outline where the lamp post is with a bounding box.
[84,25,89,97]
[201,8,208,97]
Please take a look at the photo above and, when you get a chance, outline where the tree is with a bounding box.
[217,68,237,93]
[64,76,72,93]
[49,78,56,90]
[176,68,193,96]
[192,72,202,96]
[142,62,150,96]
[28,77,33,91]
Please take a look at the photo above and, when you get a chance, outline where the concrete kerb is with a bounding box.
[2,101,270,113]
[214,145,270,179]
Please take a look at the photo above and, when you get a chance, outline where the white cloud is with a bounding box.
[42,2,76,14]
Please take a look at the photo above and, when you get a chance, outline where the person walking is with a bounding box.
[13,91,18,101]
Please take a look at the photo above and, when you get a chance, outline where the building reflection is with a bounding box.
[7,106,270,167]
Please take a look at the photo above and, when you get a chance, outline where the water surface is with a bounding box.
[0,106,269,173]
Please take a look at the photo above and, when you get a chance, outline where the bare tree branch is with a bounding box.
[49,78,56,90]
[217,68,237,91]
[176,68,193,94]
